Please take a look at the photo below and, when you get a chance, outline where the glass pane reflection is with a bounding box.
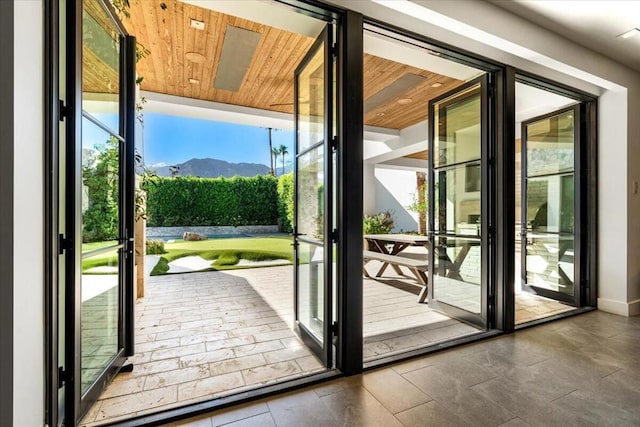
[433,236,482,314]
[434,164,481,234]
[526,110,574,176]
[81,249,119,393]
[297,147,325,241]
[433,84,481,167]
[297,43,325,153]
[82,117,120,244]
[82,0,121,133]
[525,233,574,295]
[297,242,324,341]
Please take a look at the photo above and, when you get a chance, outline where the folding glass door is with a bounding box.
[59,0,135,423]
[428,75,490,328]
[520,106,580,305]
[293,26,335,367]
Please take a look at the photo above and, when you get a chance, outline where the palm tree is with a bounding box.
[271,147,280,176]
[278,144,289,175]
[267,127,274,175]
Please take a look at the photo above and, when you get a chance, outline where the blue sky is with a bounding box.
[140,113,294,167]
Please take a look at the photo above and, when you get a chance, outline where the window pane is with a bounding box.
[82,118,120,244]
[297,242,324,341]
[434,164,481,234]
[433,236,482,314]
[526,174,574,234]
[297,146,325,241]
[297,44,325,153]
[525,233,574,295]
[526,110,574,176]
[81,249,119,393]
[82,0,121,133]
[433,84,481,167]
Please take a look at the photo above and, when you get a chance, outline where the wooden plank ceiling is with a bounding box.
[99,0,466,130]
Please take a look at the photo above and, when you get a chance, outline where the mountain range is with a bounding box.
[151,158,271,178]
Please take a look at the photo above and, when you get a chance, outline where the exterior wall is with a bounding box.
[330,0,640,315]
[374,167,419,232]
[14,1,45,425]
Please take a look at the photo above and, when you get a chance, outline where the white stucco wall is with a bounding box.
[14,0,45,425]
[374,167,419,232]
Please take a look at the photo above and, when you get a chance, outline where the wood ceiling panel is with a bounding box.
[115,0,469,130]
[405,150,429,160]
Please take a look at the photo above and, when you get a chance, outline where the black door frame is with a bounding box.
[0,2,14,427]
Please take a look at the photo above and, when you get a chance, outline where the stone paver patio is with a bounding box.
[81,254,569,425]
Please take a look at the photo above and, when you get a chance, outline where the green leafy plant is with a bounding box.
[145,239,166,255]
[277,172,294,232]
[363,210,395,234]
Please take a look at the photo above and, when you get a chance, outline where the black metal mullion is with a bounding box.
[322,24,334,368]
[66,0,83,421]
[572,103,583,307]
[123,34,136,358]
[335,10,363,376]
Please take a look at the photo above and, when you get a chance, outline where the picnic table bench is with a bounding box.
[363,249,429,303]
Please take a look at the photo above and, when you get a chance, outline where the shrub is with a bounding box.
[82,137,119,242]
[277,173,294,232]
[363,210,395,234]
[146,239,166,255]
[146,175,279,227]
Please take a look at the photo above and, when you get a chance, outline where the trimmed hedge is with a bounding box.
[146,175,279,227]
[277,173,294,233]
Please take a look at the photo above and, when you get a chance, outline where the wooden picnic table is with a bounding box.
[363,234,429,277]
[364,233,480,282]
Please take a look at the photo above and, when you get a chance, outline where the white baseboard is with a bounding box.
[598,298,640,316]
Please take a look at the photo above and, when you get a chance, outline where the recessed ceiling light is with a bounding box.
[431,82,442,88]
[188,78,199,84]
[617,28,640,39]
[397,98,413,105]
[190,19,205,31]
[185,52,205,63]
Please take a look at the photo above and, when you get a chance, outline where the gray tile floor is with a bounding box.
[170,310,640,427]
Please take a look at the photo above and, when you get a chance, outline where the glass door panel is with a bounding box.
[71,0,132,420]
[294,26,333,366]
[80,117,123,396]
[522,108,578,303]
[429,76,488,328]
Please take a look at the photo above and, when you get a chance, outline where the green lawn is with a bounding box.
[81,241,119,274]
[150,236,294,275]
[80,235,298,276]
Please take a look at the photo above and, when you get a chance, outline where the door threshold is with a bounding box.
[100,369,340,427]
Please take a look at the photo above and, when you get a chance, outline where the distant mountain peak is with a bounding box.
[151,157,270,178]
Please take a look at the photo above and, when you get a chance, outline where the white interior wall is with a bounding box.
[14,1,44,425]
[374,168,419,232]
[329,0,640,316]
